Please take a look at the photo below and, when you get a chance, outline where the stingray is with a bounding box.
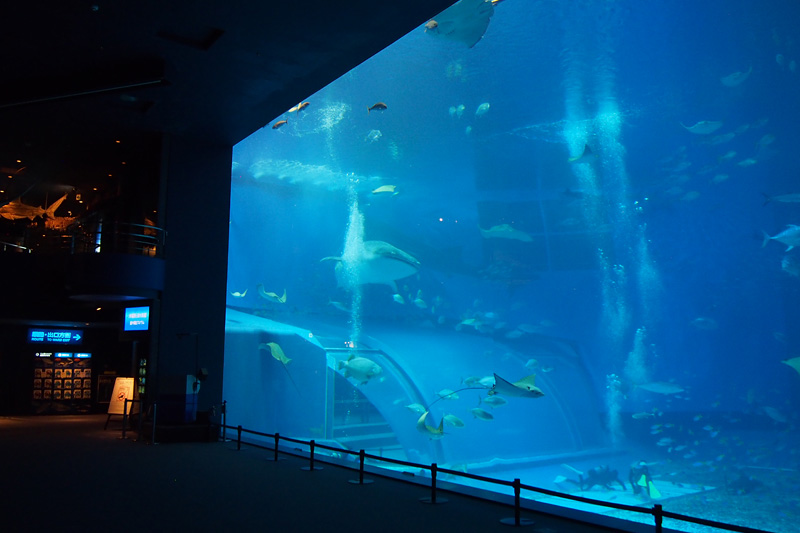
[426,0,495,49]
[416,411,445,439]
[259,342,301,395]
[322,240,420,289]
[681,120,724,135]
[489,373,544,398]
[782,357,800,377]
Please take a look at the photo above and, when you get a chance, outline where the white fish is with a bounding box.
[737,158,758,167]
[392,294,405,304]
[720,66,752,87]
[763,225,800,251]
[482,395,507,408]
[437,389,459,400]
[525,358,538,369]
[456,104,465,117]
[682,120,723,134]
[230,289,248,298]
[406,403,427,414]
[470,407,494,420]
[480,224,533,242]
[443,414,465,427]
[475,102,490,116]
[337,355,382,384]
[763,192,800,205]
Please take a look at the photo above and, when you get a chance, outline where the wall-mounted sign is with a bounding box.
[74,353,92,359]
[35,352,53,358]
[28,329,83,345]
[55,352,72,358]
[123,306,150,332]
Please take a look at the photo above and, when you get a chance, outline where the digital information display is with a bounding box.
[124,306,150,331]
[28,329,83,345]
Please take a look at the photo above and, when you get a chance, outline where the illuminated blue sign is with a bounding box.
[28,329,83,345]
[75,353,92,359]
[55,352,72,358]
[124,306,150,331]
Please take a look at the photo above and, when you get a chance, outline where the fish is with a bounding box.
[406,403,427,415]
[720,66,752,87]
[489,373,544,398]
[691,317,718,330]
[424,0,495,48]
[392,294,405,304]
[416,411,445,439]
[781,356,800,376]
[443,414,465,427]
[681,120,724,135]
[323,240,420,289]
[371,185,397,195]
[737,158,758,167]
[482,395,507,408]
[475,102,490,116]
[763,225,800,251]
[632,412,655,420]
[783,255,800,277]
[470,407,494,420]
[413,298,427,309]
[288,102,310,113]
[368,102,388,113]
[229,290,248,298]
[328,300,351,313]
[636,382,685,395]
[525,358,537,369]
[338,355,382,384]
[259,342,291,365]
[756,134,776,147]
[424,20,439,32]
[272,120,288,129]
[762,406,787,423]
[0,193,68,221]
[437,389,459,400]
[718,150,737,163]
[257,285,287,303]
[479,224,533,242]
[763,192,800,205]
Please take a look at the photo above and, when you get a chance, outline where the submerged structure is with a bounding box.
[224,1,800,531]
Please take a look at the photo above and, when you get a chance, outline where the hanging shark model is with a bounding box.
[322,240,420,289]
[489,373,544,398]
[0,193,68,221]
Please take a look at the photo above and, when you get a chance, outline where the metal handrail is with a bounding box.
[221,422,770,533]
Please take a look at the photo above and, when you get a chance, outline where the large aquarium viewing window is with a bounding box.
[224,1,800,531]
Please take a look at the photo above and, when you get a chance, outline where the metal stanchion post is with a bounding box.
[654,504,663,533]
[301,439,323,471]
[270,433,285,462]
[121,399,128,439]
[420,463,447,504]
[348,449,373,484]
[237,425,242,451]
[500,478,534,526]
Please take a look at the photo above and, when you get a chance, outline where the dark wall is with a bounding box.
[153,135,231,413]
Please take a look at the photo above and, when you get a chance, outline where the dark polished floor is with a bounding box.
[0,415,635,532]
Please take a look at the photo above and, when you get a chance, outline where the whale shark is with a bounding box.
[0,193,68,221]
[322,240,420,289]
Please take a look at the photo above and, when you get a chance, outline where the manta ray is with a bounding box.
[489,373,544,398]
[425,0,495,48]
[322,240,420,289]
[416,411,445,439]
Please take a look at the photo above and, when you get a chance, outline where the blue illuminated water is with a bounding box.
[225,1,800,531]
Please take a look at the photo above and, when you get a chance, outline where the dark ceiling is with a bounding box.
[0,0,454,189]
